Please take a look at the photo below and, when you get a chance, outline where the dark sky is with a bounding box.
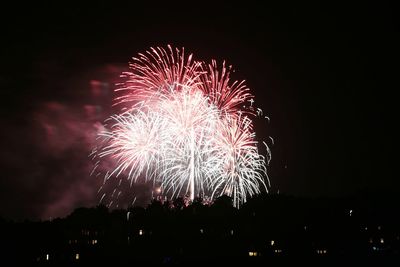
[0,2,397,220]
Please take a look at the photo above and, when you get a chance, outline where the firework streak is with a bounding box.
[92,46,271,207]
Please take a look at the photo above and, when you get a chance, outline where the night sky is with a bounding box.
[0,2,397,220]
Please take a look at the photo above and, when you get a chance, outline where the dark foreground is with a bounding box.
[1,194,399,266]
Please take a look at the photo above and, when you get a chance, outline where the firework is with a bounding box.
[94,45,270,207]
[209,115,268,207]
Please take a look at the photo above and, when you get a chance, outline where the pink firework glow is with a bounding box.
[92,45,271,207]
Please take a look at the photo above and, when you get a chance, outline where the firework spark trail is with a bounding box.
[207,115,268,207]
[157,86,221,196]
[97,108,168,185]
[94,46,271,207]
[115,46,203,109]
[199,60,254,119]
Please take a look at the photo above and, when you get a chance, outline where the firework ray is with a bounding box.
[94,46,271,207]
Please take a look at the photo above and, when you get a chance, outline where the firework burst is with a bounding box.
[94,45,271,207]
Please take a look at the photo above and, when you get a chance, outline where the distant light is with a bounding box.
[274,249,282,254]
[349,209,353,216]
[230,229,234,235]
[200,229,204,234]
[75,253,79,260]
[91,240,97,245]
[248,251,258,257]
[378,226,381,230]
[271,240,275,246]
[304,226,307,231]
[46,254,49,261]
[364,227,368,231]
[369,238,373,244]
[139,229,143,235]
[156,187,161,193]
[380,238,384,244]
